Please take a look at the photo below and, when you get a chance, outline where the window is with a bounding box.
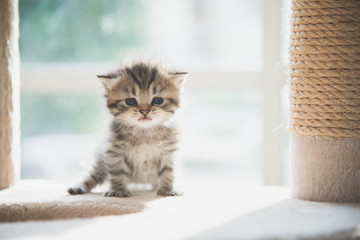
[20,0,287,185]
[20,0,262,70]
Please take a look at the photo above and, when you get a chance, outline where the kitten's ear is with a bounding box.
[169,72,188,89]
[97,74,117,94]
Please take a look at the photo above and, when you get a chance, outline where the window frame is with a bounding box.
[20,0,286,185]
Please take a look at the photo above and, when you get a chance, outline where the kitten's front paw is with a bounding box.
[68,185,87,195]
[104,190,131,198]
[157,189,183,197]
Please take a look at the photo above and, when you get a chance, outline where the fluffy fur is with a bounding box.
[68,61,186,197]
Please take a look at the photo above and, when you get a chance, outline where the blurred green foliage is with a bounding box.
[21,95,105,137]
[19,0,146,62]
[19,0,146,136]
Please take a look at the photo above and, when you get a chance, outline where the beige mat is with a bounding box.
[0,180,158,222]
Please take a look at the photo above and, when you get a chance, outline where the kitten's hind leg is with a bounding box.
[68,154,107,195]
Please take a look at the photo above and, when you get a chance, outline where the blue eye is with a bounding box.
[152,97,164,105]
[125,98,137,106]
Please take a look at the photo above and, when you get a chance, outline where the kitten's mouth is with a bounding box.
[138,117,152,122]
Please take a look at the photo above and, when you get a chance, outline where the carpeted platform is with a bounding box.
[0,180,156,222]
[0,180,360,239]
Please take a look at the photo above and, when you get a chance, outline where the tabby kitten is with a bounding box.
[68,61,186,197]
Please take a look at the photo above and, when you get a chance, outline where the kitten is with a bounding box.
[68,61,186,197]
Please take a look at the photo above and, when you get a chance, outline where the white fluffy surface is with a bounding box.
[0,180,360,240]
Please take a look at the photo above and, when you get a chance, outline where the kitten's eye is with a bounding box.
[152,97,164,105]
[125,98,137,106]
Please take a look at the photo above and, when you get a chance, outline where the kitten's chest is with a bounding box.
[123,129,175,164]
[126,143,165,183]
[126,142,164,164]
[111,126,177,182]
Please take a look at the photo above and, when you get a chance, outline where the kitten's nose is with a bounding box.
[139,109,150,116]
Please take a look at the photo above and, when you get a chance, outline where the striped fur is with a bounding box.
[68,61,186,197]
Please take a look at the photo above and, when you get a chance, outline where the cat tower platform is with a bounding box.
[1,180,360,240]
[1,0,360,239]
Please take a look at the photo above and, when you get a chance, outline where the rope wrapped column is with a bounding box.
[0,0,20,190]
[290,0,360,202]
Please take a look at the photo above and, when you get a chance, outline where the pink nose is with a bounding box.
[139,109,150,115]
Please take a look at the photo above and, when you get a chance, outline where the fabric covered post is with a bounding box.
[290,0,360,202]
[0,0,20,190]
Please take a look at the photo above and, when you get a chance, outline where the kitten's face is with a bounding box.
[99,63,186,128]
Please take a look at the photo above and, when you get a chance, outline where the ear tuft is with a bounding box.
[97,73,117,79]
[170,72,188,75]
[97,74,118,93]
[169,72,188,89]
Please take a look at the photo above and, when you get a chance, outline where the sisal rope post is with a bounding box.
[0,0,20,190]
[290,0,360,202]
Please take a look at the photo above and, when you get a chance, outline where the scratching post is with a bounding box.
[0,0,20,190]
[290,0,360,202]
